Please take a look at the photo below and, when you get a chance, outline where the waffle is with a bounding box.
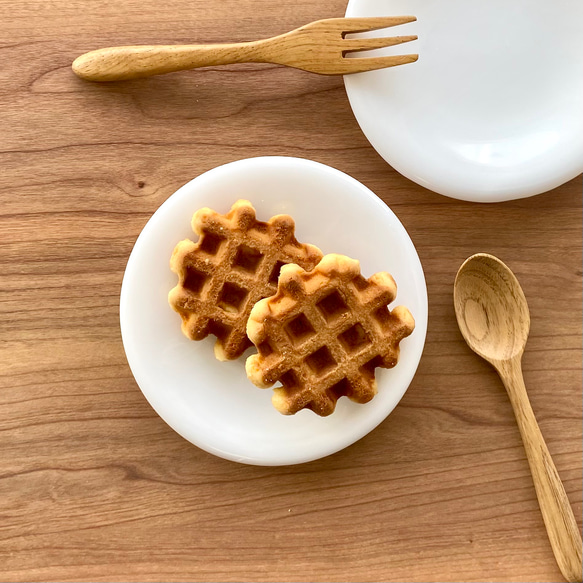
[169,200,323,360]
[245,254,415,416]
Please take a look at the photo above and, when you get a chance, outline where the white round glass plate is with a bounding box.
[344,0,583,202]
[120,157,427,466]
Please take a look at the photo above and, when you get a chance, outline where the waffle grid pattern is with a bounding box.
[169,200,323,360]
[246,255,415,415]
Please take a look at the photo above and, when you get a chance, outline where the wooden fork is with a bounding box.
[72,16,418,82]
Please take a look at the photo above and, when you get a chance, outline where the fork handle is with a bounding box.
[72,42,271,81]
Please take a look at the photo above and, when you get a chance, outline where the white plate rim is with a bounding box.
[119,156,428,465]
[343,0,583,202]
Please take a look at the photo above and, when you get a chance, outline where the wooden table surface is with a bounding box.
[1,1,581,581]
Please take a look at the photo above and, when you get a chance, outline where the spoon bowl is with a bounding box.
[454,253,530,364]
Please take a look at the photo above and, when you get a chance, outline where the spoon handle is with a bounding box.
[498,357,583,583]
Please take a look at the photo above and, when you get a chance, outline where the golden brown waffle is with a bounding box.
[169,200,323,361]
[245,254,415,416]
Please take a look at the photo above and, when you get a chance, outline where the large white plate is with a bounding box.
[344,0,583,202]
[120,157,427,465]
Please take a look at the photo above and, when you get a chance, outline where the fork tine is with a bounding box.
[341,16,416,34]
[343,35,417,53]
[343,53,418,74]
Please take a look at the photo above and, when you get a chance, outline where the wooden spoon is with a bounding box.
[454,253,582,583]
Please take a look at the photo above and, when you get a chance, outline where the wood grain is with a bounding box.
[0,1,581,582]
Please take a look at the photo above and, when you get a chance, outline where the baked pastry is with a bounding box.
[169,200,323,360]
[245,254,415,416]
